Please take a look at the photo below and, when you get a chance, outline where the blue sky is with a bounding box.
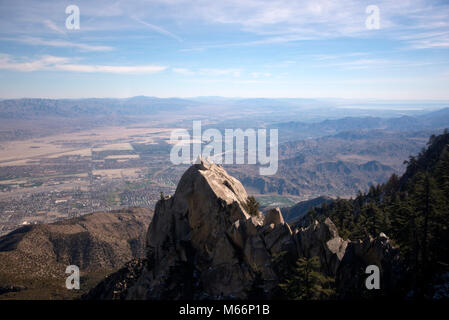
[0,0,448,99]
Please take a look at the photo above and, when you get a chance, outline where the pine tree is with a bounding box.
[435,149,449,202]
[280,256,335,300]
[244,196,260,216]
[409,172,445,297]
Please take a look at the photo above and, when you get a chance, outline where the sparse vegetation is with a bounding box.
[244,196,260,216]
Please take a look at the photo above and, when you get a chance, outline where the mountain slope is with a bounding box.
[84,161,400,300]
[281,196,332,223]
[297,129,449,298]
[0,207,153,299]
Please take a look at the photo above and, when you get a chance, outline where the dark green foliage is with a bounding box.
[244,196,260,216]
[300,129,449,298]
[280,256,335,300]
[271,250,296,285]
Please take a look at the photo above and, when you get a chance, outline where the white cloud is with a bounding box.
[43,19,66,35]
[410,39,449,49]
[0,54,71,72]
[3,37,114,52]
[130,16,182,42]
[55,64,167,74]
[0,54,167,74]
[251,72,271,78]
[2,0,448,49]
[172,68,194,75]
[407,33,449,49]
[324,57,445,70]
[199,68,241,77]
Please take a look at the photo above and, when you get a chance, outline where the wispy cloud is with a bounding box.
[325,57,446,70]
[311,52,368,61]
[179,34,318,52]
[0,0,448,99]
[3,0,448,49]
[199,68,241,77]
[2,37,114,52]
[0,54,71,72]
[173,0,449,50]
[0,54,167,74]
[130,16,182,42]
[171,67,242,77]
[172,68,194,75]
[403,31,449,49]
[55,64,167,74]
[43,19,66,35]
[330,59,394,70]
[251,72,271,78]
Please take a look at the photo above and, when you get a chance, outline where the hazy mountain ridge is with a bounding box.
[229,129,436,199]
[0,97,195,119]
[273,107,449,141]
[0,97,447,145]
[1,96,446,123]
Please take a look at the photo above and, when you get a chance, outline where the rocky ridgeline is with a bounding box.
[85,161,402,299]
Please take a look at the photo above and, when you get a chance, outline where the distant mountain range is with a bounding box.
[1,96,448,200]
[0,97,195,119]
[272,107,449,141]
[228,128,440,199]
[1,96,447,122]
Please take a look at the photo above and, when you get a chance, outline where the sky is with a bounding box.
[0,0,448,100]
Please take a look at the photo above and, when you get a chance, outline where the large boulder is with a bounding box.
[294,218,348,276]
[261,208,296,257]
[126,161,279,299]
[336,233,403,299]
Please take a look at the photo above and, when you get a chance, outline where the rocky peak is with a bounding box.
[264,208,285,226]
[85,163,401,300]
[128,161,270,299]
[295,217,348,276]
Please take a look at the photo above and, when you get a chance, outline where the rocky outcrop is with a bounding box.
[125,161,280,299]
[261,208,296,258]
[86,162,402,300]
[82,259,145,300]
[295,218,349,276]
[336,233,403,298]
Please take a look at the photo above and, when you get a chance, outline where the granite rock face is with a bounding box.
[295,218,349,276]
[86,162,401,300]
[127,161,278,299]
[336,233,403,298]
